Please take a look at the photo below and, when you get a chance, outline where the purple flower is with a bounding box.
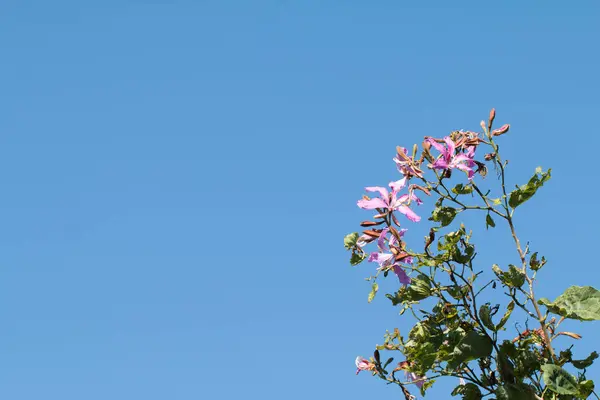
[427,137,476,179]
[367,228,412,286]
[406,371,425,389]
[357,178,422,222]
[393,147,423,178]
[355,356,375,375]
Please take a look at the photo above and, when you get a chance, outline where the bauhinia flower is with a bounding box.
[427,136,476,179]
[394,146,423,178]
[367,228,411,285]
[357,178,421,222]
[398,361,425,388]
[355,356,375,375]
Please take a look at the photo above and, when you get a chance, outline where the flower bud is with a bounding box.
[363,230,381,238]
[492,124,510,136]
[480,120,486,131]
[489,108,496,127]
[484,152,496,161]
[360,220,382,227]
[557,331,582,340]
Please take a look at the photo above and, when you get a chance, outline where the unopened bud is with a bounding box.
[557,331,583,340]
[484,152,496,161]
[360,220,381,227]
[412,184,431,196]
[412,143,418,160]
[395,252,411,262]
[492,124,510,136]
[480,120,486,131]
[374,349,380,363]
[422,140,431,152]
[489,108,496,127]
[363,230,381,238]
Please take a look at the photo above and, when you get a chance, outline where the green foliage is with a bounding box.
[496,301,515,331]
[447,331,493,370]
[538,286,600,321]
[452,183,474,195]
[572,351,599,369]
[495,384,537,400]
[451,383,482,400]
[368,282,378,303]
[343,232,359,249]
[492,264,526,288]
[431,206,459,227]
[508,167,551,208]
[541,364,579,396]
[485,213,495,229]
[529,252,546,271]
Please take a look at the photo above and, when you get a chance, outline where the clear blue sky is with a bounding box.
[1,1,599,399]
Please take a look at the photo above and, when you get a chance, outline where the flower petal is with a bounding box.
[357,198,388,209]
[389,178,407,193]
[364,186,388,198]
[393,265,412,285]
[427,137,446,154]
[397,205,421,222]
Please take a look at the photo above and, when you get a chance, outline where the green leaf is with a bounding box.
[407,274,433,301]
[529,252,546,271]
[541,364,579,395]
[344,232,359,249]
[508,167,551,208]
[496,301,515,331]
[452,183,474,195]
[479,304,496,331]
[493,265,526,288]
[495,384,537,400]
[485,214,496,229]
[579,380,595,398]
[431,207,459,227]
[572,351,599,369]
[447,331,493,370]
[538,286,600,321]
[350,252,366,266]
[367,282,378,303]
[451,383,482,399]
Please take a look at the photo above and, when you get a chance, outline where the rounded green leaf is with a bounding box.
[541,364,579,395]
[538,286,600,321]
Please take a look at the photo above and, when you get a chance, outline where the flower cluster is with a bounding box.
[350,124,489,391]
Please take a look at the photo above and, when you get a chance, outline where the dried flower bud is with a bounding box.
[484,152,496,161]
[360,220,382,227]
[422,139,431,152]
[557,332,583,340]
[373,213,387,219]
[412,184,431,196]
[395,252,411,262]
[363,230,381,238]
[492,124,510,136]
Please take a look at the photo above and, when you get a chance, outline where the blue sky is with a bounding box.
[1,1,599,399]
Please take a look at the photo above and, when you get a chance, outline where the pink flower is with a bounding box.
[355,356,375,375]
[406,371,425,389]
[367,228,411,285]
[398,361,426,388]
[394,147,423,178]
[357,178,421,222]
[427,137,476,179]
